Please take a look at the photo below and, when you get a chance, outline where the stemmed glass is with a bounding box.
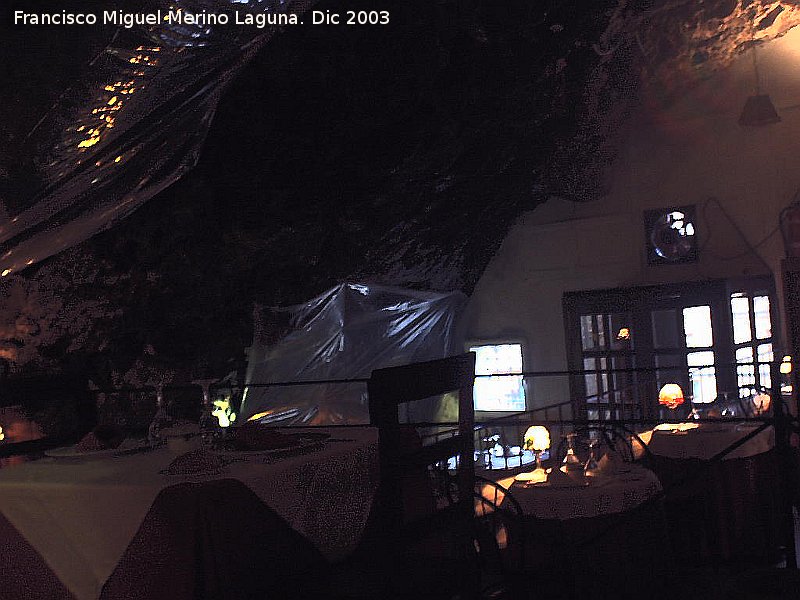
[562,432,582,473]
[193,378,219,447]
[147,381,170,445]
[584,439,600,477]
[687,396,703,420]
[720,392,739,418]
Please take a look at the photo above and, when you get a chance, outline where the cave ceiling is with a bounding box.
[0,0,797,376]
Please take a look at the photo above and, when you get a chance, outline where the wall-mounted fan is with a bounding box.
[644,206,698,265]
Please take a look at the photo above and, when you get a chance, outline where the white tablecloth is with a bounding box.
[641,423,774,460]
[0,427,379,600]
[492,464,662,520]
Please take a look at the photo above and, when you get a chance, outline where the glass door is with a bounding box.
[564,276,778,421]
[579,312,638,420]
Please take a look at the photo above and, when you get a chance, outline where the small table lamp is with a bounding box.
[658,383,685,410]
[523,425,550,482]
[753,393,771,415]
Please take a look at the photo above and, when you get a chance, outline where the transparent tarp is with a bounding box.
[241,283,467,425]
[0,0,313,275]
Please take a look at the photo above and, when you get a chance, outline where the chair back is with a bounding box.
[368,352,476,532]
[474,476,526,597]
[367,352,477,596]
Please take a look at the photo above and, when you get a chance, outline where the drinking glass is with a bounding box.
[193,378,219,447]
[147,382,170,445]
[584,439,600,477]
[562,432,582,472]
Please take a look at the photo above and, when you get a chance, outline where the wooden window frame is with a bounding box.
[563,276,778,420]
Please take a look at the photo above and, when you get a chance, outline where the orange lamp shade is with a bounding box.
[753,393,771,414]
[658,383,685,410]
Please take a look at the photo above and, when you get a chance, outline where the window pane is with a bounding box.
[580,316,593,350]
[652,310,679,349]
[736,346,755,391]
[599,357,609,396]
[687,351,717,403]
[470,344,526,412]
[758,343,773,390]
[730,296,752,344]
[683,306,713,348]
[754,296,772,340]
[584,358,598,401]
[580,315,606,350]
[610,356,632,396]
[655,354,682,391]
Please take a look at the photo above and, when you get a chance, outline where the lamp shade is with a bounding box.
[739,94,781,127]
[753,393,772,414]
[658,383,685,410]
[523,425,550,451]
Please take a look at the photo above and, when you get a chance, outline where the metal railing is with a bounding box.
[0,359,797,567]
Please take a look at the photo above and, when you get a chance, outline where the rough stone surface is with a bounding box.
[0,0,798,379]
[608,1,800,96]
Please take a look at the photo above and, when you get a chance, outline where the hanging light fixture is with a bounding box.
[739,44,781,127]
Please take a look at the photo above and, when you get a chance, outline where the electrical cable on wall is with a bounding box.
[698,196,782,269]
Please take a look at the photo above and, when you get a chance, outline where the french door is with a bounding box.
[563,276,778,420]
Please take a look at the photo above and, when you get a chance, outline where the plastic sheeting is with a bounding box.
[241,283,467,425]
[0,0,314,277]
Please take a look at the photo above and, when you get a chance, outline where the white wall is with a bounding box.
[466,27,800,412]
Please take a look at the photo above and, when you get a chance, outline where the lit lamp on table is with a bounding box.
[658,383,685,414]
[523,425,550,484]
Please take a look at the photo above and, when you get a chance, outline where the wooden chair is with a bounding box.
[474,476,576,600]
[367,352,477,599]
[473,476,526,599]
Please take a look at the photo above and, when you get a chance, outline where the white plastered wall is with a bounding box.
[465,26,800,413]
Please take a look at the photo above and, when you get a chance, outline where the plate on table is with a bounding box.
[45,438,155,459]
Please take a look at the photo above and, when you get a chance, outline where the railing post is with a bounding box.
[772,359,797,568]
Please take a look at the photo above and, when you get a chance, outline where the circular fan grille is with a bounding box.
[650,210,696,262]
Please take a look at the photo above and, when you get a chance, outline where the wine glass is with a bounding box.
[584,439,600,477]
[193,378,219,447]
[147,382,170,445]
[562,432,582,472]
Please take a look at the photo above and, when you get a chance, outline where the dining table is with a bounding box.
[639,421,774,460]
[638,420,782,565]
[485,463,669,599]
[494,463,662,519]
[0,425,379,600]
